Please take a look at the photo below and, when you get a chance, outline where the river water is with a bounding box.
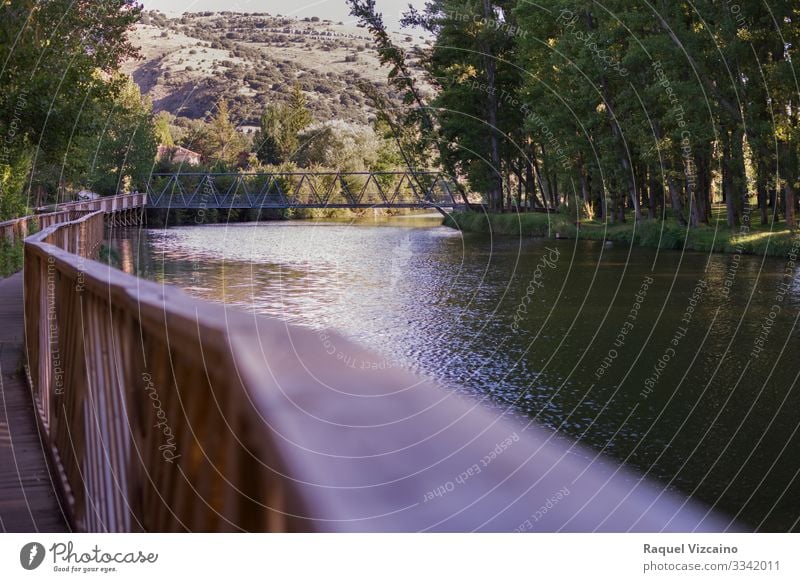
[109,215,800,531]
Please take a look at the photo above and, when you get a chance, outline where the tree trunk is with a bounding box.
[506,171,513,211]
[667,174,688,226]
[482,0,502,212]
[551,168,559,208]
[531,149,550,208]
[722,130,739,228]
[648,168,663,219]
[651,121,685,224]
[688,177,700,228]
[731,127,748,221]
[778,140,796,228]
[525,159,541,209]
[617,203,626,223]
[593,172,605,220]
[526,141,546,209]
[756,166,768,226]
[538,144,554,207]
[694,151,710,224]
[638,164,651,218]
[579,165,590,212]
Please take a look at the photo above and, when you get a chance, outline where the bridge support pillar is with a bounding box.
[105,209,143,228]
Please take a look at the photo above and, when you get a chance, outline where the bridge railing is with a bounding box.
[23,209,739,532]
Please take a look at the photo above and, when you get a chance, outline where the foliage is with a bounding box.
[0,0,153,210]
[76,76,158,195]
[347,0,456,196]
[296,120,383,171]
[154,111,175,147]
[0,153,32,220]
[197,101,246,166]
[254,85,313,164]
[0,238,24,278]
[351,0,800,230]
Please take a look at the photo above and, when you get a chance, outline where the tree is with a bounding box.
[254,85,313,164]
[349,0,473,207]
[296,120,382,171]
[288,85,314,134]
[199,100,244,166]
[0,0,145,208]
[415,0,522,211]
[95,77,157,194]
[354,0,799,229]
[154,111,175,147]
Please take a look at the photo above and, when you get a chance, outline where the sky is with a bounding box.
[141,0,422,31]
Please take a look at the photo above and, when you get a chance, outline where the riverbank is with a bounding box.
[443,209,799,258]
[144,207,422,227]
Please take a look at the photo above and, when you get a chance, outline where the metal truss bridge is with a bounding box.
[146,171,459,210]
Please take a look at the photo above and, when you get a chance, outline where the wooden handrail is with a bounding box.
[1,210,86,242]
[35,192,147,214]
[23,208,741,532]
[2,193,147,243]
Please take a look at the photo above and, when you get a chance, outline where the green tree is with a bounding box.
[66,76,157,195]
[200,100,244,166]
[255,85,313,164]
[416,0,522,211]
[296,120,382,171]
[154,111,175,147]
[0,0,144,208]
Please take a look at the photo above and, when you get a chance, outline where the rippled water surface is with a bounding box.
[110,215,800,531]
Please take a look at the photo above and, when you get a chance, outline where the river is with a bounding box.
[109,215,800,531]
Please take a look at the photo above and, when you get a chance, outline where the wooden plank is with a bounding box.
[0,273,69,532]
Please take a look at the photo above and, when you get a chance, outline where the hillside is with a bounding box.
[123,11,431,128]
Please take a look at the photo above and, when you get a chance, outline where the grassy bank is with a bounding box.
[443,207,799,258]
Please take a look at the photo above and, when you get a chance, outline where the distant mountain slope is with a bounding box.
[123,11,431,127]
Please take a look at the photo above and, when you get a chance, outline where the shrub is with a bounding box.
[0,238,24,278]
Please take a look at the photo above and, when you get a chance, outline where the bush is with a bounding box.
[635,220,686,250]
[0,238,24,278]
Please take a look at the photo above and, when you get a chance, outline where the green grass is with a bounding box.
[444,206,799,258]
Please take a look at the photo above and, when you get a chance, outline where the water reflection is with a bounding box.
[109,216,800,531]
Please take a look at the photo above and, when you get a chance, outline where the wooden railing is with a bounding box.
[23,208,741,532]
[2,193,146,243]
[36,192,147,214]
[1,210,85,242]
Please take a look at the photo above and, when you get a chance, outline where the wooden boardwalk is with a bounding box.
[0,273,68,532]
